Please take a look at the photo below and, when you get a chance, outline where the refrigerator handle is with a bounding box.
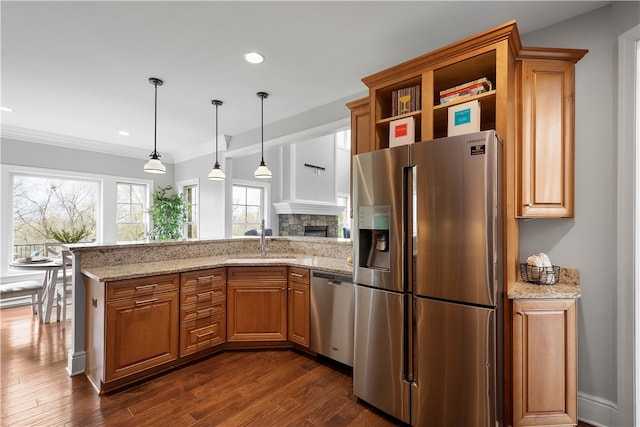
[402,165,415,383]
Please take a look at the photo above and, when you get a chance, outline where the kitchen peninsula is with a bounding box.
[66,237,352,394]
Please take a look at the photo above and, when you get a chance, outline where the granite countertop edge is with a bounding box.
[82,253,353,282]
[507,267,581,299]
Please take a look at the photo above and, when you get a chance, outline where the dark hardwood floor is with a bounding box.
[1,305,399,426]
[1,305,597,426]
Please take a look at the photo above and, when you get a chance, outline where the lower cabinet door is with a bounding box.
[287,282,309,347]
[227,281,287,342]
[180,313,226,356]
[105,291,179,382]
[513,299,577,426]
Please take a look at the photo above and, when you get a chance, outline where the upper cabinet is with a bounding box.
[516,48,587,218]
[359,21,521,151]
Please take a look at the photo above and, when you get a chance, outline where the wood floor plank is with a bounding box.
[1,305,404,426]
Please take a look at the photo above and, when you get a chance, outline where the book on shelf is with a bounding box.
[389,117,415,147]
[447,99,480,137]
[440,77,492,105]
[391,85,421,116]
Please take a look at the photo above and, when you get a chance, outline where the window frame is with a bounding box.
[1,164,152,277]
[230,179,270,237]
[116,181,149,242]
[177,178,199,240]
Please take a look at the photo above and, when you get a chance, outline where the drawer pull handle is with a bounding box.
[197,308,214,315]
[197,291,213,298]
[198,275,214,281]
[135,297,158,306]
[197,330,215,338]
[290,272,305,278]
[135,284,158,291]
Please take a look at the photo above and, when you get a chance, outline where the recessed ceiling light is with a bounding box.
[1,107,14,112]
[244,52,264,64]
[118,131,131,136]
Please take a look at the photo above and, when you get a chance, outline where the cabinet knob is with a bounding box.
[516,311,524,316]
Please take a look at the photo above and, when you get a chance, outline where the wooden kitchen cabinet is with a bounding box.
[287,267,310,347]
[516,48,587,218]
[226,266,288,342]
[346,97,373,155]
[85,273,179,392]
[179,268,226,357]
[512,299,577,426]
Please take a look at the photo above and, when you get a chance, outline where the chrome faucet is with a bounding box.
[260,219,269,257]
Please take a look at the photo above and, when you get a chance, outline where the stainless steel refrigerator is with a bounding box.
[352,130,503,426]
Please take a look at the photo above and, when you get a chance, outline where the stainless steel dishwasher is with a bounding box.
[310,270,354,367]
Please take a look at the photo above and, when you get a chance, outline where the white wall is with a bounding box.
[292,134,335,202]
[519,3,640,425]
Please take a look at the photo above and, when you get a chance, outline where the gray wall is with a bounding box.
[519,2,639,419]
[1,137,174,188]
[293,134,335,202]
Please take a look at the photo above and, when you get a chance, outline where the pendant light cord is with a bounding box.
[215,102,219,164]
[153,80,158,155]
[260,94,265,164]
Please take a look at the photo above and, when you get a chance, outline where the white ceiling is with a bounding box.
[1,1,608,163]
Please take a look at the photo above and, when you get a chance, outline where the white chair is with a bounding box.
[0,280,44,321]
[55,250,73,327]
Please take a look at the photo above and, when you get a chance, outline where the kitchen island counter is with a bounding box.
[82,253,352,282]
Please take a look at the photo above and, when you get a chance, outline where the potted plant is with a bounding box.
[147,185,186,240]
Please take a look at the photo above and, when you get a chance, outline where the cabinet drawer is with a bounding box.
[288,267,310,284]
[180,298,226,323]
[227,266,287,282]
[181,282,226,305]
[181,268,226,287]
[180,313,225,357]
[106,274,179,302]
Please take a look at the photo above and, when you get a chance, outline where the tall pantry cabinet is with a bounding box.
[347,20,586,427]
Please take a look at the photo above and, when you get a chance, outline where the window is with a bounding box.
[232,184,263,236]
[13,174,99,259]
[337,194,350,238]
[336,129,351,151]
[183,184,199,239]
[116,182,147,241]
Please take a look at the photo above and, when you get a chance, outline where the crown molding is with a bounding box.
[1,125,175,163]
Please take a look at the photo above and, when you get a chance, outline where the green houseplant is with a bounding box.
[147,185,186,240]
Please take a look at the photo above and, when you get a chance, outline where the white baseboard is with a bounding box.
[578,391,617,427]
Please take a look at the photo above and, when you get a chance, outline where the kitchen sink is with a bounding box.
[225,256,296,264]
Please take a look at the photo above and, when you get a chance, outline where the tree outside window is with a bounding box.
[116,182,147,241]
[232,185,263,236]
[13,175,98,259]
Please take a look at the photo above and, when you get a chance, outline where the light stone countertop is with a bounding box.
[508,267,581,299]
[81,253,353,283]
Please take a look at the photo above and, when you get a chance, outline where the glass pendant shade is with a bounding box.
[254,91,271,179]
[254,161,272,179]
[208,163,226,180]
[144,77,166,174]
[144,155,166,174]
[209,99,225,181]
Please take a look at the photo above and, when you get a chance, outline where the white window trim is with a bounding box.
[0,163,152,279]
[177,178,200,240]
[228,178,271,237]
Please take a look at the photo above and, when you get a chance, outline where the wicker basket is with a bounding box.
[519,263,560,285]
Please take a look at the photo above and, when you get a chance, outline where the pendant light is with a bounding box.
[254,91,272,179]
[208,99,225,180]
[144,77,166,174]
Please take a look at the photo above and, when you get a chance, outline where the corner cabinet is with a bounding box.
[516,48,588,218]
[226,266,288,342]
[287,267,310,348]
[512,299,577,426]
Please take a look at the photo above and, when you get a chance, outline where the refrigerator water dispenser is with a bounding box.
[357,206,390,272]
